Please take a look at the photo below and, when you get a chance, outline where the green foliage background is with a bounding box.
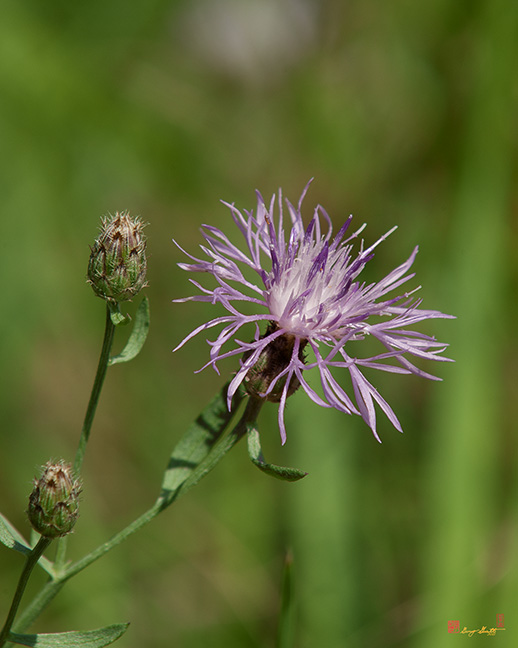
[1,1,516,646]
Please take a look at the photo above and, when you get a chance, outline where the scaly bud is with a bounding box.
[87,211,147,302]
[243,322,307,402]
[27,461,81,538]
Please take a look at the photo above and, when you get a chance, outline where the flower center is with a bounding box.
[266,242,347,337]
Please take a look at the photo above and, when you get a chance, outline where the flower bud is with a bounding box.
[243,323,307,402]
[27,461,81,538]
[87,211,147,302]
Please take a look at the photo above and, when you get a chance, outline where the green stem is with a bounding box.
[63,506,161,582]
[74,304,116,476]
[0,537,52,646]
[11,396,264,633]
[53,305,116,574]
[66,396,264,579]
[11,581,65,638]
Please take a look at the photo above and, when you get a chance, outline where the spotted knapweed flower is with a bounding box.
[174,183,454,444]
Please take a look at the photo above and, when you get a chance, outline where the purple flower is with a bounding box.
[174,183,454,444]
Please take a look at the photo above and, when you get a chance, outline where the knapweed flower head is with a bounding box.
[174,183,454,444]
[87,211,147,303]
[27,460,81,538]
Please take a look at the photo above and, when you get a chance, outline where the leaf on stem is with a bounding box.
[247,427,307,482]
[0,514,54,576]
[109,297,150,365]
[107,302,130,327]
[8,623,129,647]
[0,513,30,554]
[158,383,244,503]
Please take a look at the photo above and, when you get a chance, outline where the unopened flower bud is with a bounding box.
[243,323,307,402]
[27,461,81,538]
[87,211,147,302]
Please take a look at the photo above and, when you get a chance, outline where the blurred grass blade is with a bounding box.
[276,551,296,648]
[158,382,244,502]
[109,297,150,365]
[0,514,54,576]
[247,427,307,482]
[417,1,518,644]
[8,623,129,647]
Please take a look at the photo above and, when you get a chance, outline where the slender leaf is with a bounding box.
[0,514,54,576]
[247,427,307,482]
[109,297,150,365]
[0,513,30,554]
[158,382,244,501]
[8,623,129,647]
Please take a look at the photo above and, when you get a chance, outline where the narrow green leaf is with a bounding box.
[8,623,129,647]
[158,383,244,502]
[107,302,130,327]
[0,513,30,554]
[0,514,54,576]
[276,551,296,648]
[247,427,307,482]
[109,297,150,365]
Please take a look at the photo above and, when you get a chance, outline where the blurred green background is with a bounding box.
[1,1,516,646]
